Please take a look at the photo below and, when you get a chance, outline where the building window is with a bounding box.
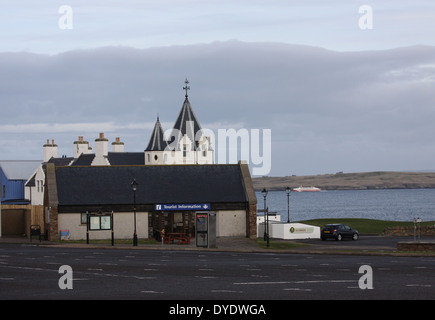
[147,154,150,163]
[183,144,189,157]
[202,145,207,157]
[81,213,88,225]
[2,185,5,198]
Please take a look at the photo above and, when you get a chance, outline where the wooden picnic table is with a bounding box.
[164,233,191,245]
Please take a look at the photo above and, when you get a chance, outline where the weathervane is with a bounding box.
[183,78,190,98]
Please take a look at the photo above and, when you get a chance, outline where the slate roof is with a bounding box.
[145,117,168,151]
[71,152,145,166]
[70,154,95,166]
[26,173,37,187]
[48,157,74,166]
[169,97,203,150]
[25,157,74,187]
[55,164,248,207]
[106,153,145,166]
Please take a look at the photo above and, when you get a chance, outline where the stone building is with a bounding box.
[40,80,256,242]
[44,161,257,241]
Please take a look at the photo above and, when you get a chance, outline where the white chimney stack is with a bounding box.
[43,139,58,162]
[91,133,109,166]
[73,136,90,158]
[111,137,125,152]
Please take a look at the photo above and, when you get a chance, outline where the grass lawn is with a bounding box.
[299,218,435,234]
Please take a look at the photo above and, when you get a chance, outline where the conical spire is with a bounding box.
[169,84,203,150]
[145,116,168,151]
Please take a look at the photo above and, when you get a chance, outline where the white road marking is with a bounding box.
[234,280,356,285]
[406,284,431,287]
[283,288,312,292]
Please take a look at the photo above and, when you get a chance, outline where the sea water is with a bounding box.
[256,188,435,222]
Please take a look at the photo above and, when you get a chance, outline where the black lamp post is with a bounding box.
[285,186,291,223]
[261,188,268,247]
[131,179,138,246]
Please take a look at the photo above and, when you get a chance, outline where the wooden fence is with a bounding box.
[1,205,44,238]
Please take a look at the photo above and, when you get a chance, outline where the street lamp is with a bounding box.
[285,186,291,223]
[131,179,138,246]
[261,188,269,247]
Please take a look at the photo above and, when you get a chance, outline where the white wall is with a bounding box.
[259,222,320,240]
[161,134,214,165]
[58,211,149,240]
[216,210,246,237]
[269,223,320,240]
[25,165,45,206]
[59,209,248,240]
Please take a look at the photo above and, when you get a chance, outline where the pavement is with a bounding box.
[1,234,435,256]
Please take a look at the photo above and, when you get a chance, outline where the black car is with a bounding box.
[321,224,359,241]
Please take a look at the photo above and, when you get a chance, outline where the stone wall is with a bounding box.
[383,226,435,237]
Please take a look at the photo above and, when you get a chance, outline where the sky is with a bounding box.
[0,1,435,176]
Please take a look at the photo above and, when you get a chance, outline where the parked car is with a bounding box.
[321,224,359,241]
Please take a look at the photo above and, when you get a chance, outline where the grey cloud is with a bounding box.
[0,41,434,175]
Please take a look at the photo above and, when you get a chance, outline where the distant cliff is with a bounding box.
[253,171,435,191]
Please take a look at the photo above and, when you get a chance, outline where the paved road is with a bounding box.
[295,235,435,250]
[0,243,434,300]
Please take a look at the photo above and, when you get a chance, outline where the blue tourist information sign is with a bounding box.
[154,203,211,211]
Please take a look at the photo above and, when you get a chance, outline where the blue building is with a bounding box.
[0,161,41,205]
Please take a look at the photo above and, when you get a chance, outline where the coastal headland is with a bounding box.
[253,171,435,191]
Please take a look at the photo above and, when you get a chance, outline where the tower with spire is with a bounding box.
[145,79,214,165]
[144,115,168,165]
